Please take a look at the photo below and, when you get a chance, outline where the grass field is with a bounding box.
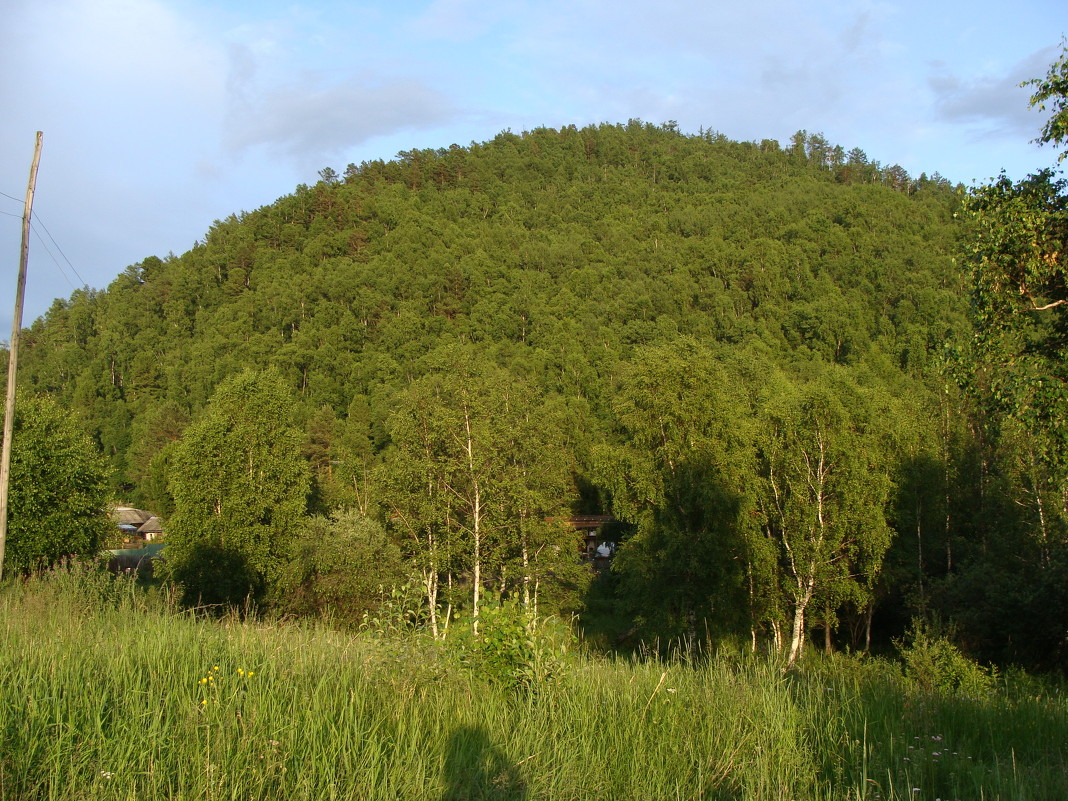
[1,567,1065,800]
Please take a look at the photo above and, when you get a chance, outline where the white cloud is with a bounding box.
[224,73,458,168]
[929,45,1057,140]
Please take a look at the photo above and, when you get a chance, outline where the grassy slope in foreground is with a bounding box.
[1,570,1065,801]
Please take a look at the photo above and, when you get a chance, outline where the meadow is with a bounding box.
[1,567,1065,801]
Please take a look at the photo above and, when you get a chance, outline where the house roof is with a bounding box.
[565,515,614,531]
[136,515,163,535]
[111,506,152,526]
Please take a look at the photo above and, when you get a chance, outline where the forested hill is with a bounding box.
[20,121,964,501]
[16,121,1009,662]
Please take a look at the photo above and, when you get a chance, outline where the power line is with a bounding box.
[29,225,78,292]
[3,192,88,286]
[3,187,91,285]
[30,212,87,287]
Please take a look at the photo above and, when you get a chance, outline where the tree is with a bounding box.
[963,45,1068,524]
[969,46,1068,357]
[383,345,578,635]
[494,391,585,619]
[2,393,111,573]
[381,371,457,638]
[595,340,761,645]
[1025,41,1068,161]
[754,371,895,669]
[947,45,1068,668]
[965,169,1068,473]
[163,369,309,607]
[278,510,409,627]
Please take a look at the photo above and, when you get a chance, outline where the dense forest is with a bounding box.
[9,118,1067,671]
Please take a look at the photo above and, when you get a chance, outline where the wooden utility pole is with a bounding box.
[0,131,43,579]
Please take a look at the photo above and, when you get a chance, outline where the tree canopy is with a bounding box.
[163,368,309,606]
[19,117,1065,667]
[951,43,1068,669]
[2,393,111,574]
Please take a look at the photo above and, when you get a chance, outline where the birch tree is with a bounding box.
[382,368,461,637]
[385,346,577,635]
[756,373,894,669]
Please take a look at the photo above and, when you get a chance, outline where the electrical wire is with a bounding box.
[29,212,87,287]
[1,188,87,295]
[30,225,78,292]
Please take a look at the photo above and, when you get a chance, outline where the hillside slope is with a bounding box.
[18,122,965,499]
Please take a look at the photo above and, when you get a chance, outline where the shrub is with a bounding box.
[278,510,409,627]
[450,598,574,690]
[897,624,996,696]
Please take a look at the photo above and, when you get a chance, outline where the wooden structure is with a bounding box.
[564,515,615,560]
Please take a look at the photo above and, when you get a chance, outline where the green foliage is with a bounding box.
[278,510,408,627]
[383,344,581,630]
[755,368,898,648]
[602,345,903,660]
[163,369,309,607]
[13,121,978,659]
[963,45,1068,484]
[359,579,427,635]
[596,339,758,641]
[1026,40,1068,160]
[449,598,574,690]
[18,122,962,498]
[947,46,1068,671]
[897,623,997,697]
[964,169,1068,482]
[3,393,111,574]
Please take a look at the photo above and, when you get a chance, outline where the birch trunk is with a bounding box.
[521,531,531,610]
[786,580,813,669]
[462,403,483,636]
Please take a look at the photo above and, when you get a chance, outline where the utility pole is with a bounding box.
[0,131,43,579]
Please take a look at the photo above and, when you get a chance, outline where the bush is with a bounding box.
[897,623,996,697]
[450,598,574,690]
[278,510,409,627]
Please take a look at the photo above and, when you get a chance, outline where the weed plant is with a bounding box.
[1,567,1066,800]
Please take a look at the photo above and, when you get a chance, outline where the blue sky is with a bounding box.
[0,0,1064,336]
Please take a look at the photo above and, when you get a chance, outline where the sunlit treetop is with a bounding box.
[1026,40,1068,162]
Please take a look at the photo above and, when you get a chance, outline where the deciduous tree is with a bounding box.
[164,369,309,607]
[3,394,111,573]
[754,371,895,669]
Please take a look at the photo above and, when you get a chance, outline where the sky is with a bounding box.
[0,0,1064,337]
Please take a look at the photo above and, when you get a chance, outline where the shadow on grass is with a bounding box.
[441,725,527,801]
[797,657,1068,799]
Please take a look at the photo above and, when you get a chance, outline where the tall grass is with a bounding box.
[1,568,1065,800]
